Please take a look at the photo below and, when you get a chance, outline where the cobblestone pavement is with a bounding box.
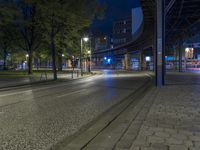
[130,73,200,150]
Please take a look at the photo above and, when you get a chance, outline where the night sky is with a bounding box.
[92,0,141,34]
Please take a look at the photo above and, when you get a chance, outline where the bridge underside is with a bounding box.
[93,0,200,71]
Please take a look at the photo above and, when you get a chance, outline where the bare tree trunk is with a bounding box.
[58,55,62,71]
[28,50,33,74]
[51,36,57,80]
[3,49,7,70]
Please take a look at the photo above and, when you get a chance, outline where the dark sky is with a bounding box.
[92,0,141,34]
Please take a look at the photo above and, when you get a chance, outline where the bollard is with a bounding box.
[71,71,74,79]
[77,70,79,78]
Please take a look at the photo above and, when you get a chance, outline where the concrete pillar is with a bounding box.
[178,43,183,72]
[155,0,165,86]
[140,50,144,70]
[173,46,177,70]
[124,53,130,70]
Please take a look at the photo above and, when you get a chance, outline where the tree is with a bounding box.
[0,0,18,70]
[0,0,16,26]
[13,0,44,74]
[0,25,14,69]
[30,0,104,80]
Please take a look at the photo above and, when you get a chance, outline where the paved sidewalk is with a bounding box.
[130,77,200,150]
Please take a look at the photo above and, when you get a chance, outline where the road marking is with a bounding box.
[0,90,33,98]
[57,89,86,98]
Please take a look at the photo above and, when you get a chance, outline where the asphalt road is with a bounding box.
[0,70,150,150]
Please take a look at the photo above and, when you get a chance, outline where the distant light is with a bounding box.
[185,48,190,53]
[62,54,65,57]
[83,37,89,42]
[145,56,151,62]
[104,57,107,60]
[107,58,111,63]
[26,54,29,58]
[87,50,91,54]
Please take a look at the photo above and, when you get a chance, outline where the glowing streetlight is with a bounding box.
[87,50,91,54]
[80,36,89,76]
[83,37,89,42]
[185,48,190,53]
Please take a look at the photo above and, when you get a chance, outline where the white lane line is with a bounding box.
[0,90,33,98]
[57,89,86,98]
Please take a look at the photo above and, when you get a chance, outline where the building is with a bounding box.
[113,16,132,47]
[92,32,112,52]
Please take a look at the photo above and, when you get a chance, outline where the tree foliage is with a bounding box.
[0,0,104,77]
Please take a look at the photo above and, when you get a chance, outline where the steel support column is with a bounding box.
[178,42,182,72]
[155,0,165,86]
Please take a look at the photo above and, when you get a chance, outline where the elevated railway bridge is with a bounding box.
[92,0,200,85]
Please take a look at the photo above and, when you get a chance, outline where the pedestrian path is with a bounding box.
[130,83,200,150]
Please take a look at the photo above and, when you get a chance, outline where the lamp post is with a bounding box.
[25,54,29,70]
[62,54,65,70]
[80,37,89,76]
[87,50,91,73]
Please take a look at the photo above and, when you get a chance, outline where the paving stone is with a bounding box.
[133,138,148,146]
[169,145,188,150]
[164,129,178,135]
[178,130,194,136]
[189,135,200,141]
[148,127,164,133]
[150,143,169,150]
[165,137,183,145]
[154,131,170,138]
[129,146,140,150]
[171,133,188,140]
[148,136,165,144]
[189,147,200,150]
[183,140,194,147]
[140,130,154,136]
[193,141,200,147]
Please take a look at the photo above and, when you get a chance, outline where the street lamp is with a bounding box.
[83,37,89,42]
[80,37,89,76]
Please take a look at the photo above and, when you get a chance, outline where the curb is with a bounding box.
[0,73,101,91]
